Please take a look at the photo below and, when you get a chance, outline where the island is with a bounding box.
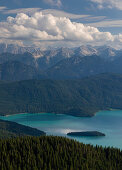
[67,131,105,137]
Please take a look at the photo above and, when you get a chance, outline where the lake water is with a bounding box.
[0,110,122,149]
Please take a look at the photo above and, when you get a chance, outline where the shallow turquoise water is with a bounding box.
[0,110,122,149]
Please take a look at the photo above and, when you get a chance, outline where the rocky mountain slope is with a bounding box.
[0,44,122,80]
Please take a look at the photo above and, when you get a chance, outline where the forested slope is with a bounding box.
[0,73,122,116]
[0,136,121,170]
[0,119,45,138]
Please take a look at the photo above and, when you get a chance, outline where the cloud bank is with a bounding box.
[0,11,122,47]
[90,0,122,10]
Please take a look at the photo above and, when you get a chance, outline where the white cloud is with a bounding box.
[41,9,90,19]
[2,8,90,19]
[90,0,122,10]
[85,19,122,28]
[0,11,122,48]
[3,8,41,15]
[1,7,107,24]
[2,12,114,41]
[0,6,7,11]
[43,0,62,7]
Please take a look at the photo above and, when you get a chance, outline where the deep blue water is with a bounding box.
[0,110,122,149]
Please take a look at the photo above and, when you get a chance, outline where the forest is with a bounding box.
[0,73,122,117]
[0,136,121,170]
[0,119,45,138]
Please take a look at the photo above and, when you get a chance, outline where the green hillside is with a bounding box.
[0,73,122,117]
[0,119,45,138]
[0,136,121,170]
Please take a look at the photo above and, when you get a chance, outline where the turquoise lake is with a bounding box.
[0,110,122,149]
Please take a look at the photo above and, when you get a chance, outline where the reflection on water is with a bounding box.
[0,110,122,149]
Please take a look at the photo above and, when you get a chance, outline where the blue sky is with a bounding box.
[0,0,122,48]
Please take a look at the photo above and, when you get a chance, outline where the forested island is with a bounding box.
[0,136,121,170]
[67,131,105,137]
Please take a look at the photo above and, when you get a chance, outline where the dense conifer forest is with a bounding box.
[0,119,45,138]
[0,73,122,117]
[0,136,121,170]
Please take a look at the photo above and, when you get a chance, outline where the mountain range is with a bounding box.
[0,44,122,80]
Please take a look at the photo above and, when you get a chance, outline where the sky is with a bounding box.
[0,0,122,48]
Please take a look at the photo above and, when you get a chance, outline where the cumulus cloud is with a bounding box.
[43,0,62,7]
[90,0,122,10]
[0,11,122,47]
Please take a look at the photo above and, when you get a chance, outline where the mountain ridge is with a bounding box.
[0,73,122,117]
[0,60,40,81]
[0,44,122,80]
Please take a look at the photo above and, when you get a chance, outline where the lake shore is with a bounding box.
[0,110,122,149]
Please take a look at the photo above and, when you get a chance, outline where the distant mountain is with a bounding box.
[0,119,45,138]
[46,55,110,79]
[46,50,122,79]
[96,46,119,61]
[0,43,119,59]
[0,52,37,67]
[0,44,122,80]
[0,48,73,71]
[0,73,122,117]
[0,43,46,55]
[74,45,98,56]
[36,47,74,70]
[0,61,40,81]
